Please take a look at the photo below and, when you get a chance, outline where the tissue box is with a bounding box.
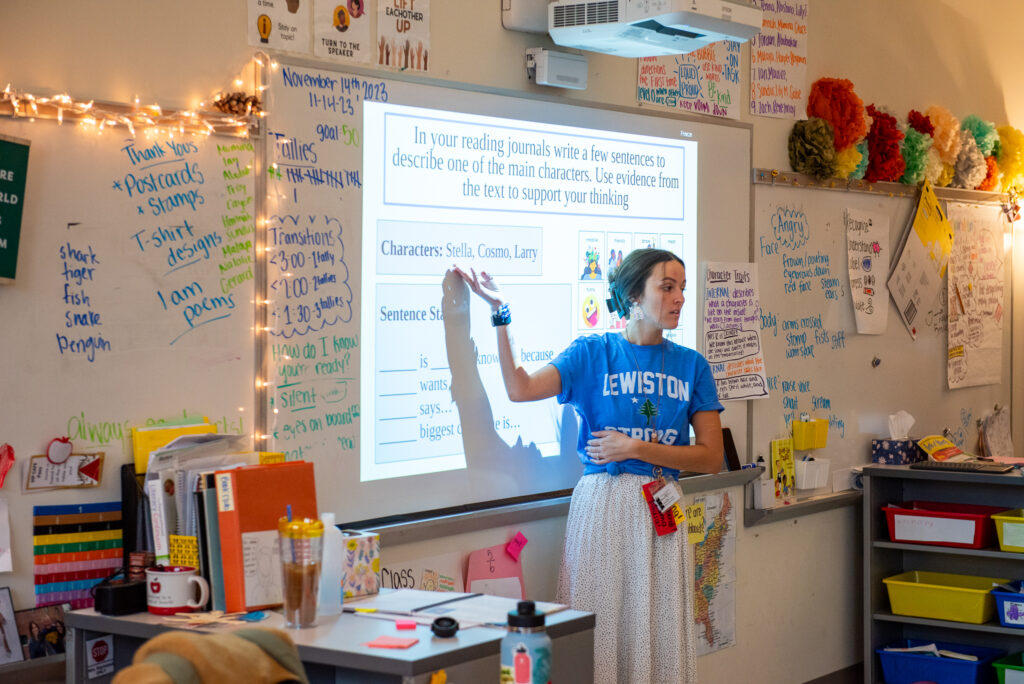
[341,529,380,599]
[871,439,925,465]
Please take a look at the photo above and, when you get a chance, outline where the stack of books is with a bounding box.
[136,433,318,613]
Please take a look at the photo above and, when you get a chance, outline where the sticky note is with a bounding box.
[505,531,528,560]
[364,635,419,649]
[395,619,417,630]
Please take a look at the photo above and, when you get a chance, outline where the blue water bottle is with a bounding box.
[500,600,551,684]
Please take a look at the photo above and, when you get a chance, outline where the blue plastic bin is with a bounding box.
[877,640,1005,684]
[992,581,1024,629]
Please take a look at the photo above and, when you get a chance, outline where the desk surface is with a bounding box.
[66,605,594,677]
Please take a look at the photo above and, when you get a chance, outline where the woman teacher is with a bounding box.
[454,247,723,683]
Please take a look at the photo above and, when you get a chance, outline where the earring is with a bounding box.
[628,301,644,321]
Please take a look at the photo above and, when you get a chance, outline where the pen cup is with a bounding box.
[278,516,324,628]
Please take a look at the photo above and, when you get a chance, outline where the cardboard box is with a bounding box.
[871,439,925,465]
[342,530,380,599]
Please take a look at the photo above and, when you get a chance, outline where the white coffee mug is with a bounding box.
[146,566,210,615]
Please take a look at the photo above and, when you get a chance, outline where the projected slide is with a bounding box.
[361,102,697,482]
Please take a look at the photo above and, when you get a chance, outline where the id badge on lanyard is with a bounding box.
[641,467,684,536]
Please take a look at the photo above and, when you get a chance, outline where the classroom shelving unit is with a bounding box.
[863,465,1024,684]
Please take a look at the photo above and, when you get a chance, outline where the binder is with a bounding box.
[194,483,211,610]
[203,473,226,612]
[215,461,317,612]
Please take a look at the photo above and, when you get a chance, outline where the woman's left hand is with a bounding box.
[585,430,636,464]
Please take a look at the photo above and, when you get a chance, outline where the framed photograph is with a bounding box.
[13,601,68,661]
[0,587,22,664]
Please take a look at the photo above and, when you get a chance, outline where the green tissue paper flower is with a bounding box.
[789,118,837,180]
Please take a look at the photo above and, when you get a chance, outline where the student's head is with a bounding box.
[607,248,686,324]
[29,621,40,638]
[55,621,65,635]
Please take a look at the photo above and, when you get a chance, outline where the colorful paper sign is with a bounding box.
[844,208,889,335]
[749,0,808,119]
[248,0,312,52]
[686,502,706,544]
[703,262,768,400]
[314,0,373,63]
[86,635,114,677]
[377,0,430,72]
[465,542,524,599]
[946,205,1005,389]
[24,452,104,491]
[637,42,741,120]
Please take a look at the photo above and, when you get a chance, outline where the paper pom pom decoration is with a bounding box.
[997,125,1024,190]
[952,130,987,189]
[937,163,955,187]
[851,140,870,180]
[788,118,837,180]
[899,127,932,185]
[976,156,1000,191]
[864,105,905,182]
[924,148,944,186]
[926,105,962,165]
[806,78,868,150]
[834,145,862,179]
[907,110,934,137]
[961,114,999,157]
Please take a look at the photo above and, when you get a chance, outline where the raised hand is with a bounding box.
[451,266,502,310]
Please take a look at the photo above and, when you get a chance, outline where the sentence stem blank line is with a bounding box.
[380,368,416,372]
[380,440,417,446]
[380,392,415,397]
[380,416,415,421]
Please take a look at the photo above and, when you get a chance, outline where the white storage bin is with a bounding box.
[795,458,830,489]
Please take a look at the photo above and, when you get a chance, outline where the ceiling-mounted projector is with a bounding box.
[548,0,763,58]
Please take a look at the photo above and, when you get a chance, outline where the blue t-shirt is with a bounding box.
[551,333,724,479]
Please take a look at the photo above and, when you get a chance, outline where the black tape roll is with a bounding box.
[93,578,148,615]
[431,616,458,638]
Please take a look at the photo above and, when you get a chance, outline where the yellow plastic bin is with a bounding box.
[992,509,1024,553]
[882,570,1009,624]
[792,419,828,450]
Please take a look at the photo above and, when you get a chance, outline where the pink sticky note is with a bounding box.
[465,542,525,599]
[505,531,528,560]
[365,635,419,649]
[395,619,417,630]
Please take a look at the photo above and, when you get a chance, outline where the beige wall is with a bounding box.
[3,1,1021,680]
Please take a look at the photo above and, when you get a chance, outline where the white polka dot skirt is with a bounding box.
[557,473,697,684]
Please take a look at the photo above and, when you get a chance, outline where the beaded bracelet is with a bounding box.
[490,303,511,327]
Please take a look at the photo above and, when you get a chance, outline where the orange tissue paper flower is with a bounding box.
[926,105,962,165]
[976,156,1000,192]
[806,78,868,150]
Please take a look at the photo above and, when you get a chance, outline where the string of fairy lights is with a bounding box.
[0,53,286,446]
[0,54,276,138]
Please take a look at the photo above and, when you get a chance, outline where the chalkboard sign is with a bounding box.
[751,184,1010,488]
[0,118,255,608]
